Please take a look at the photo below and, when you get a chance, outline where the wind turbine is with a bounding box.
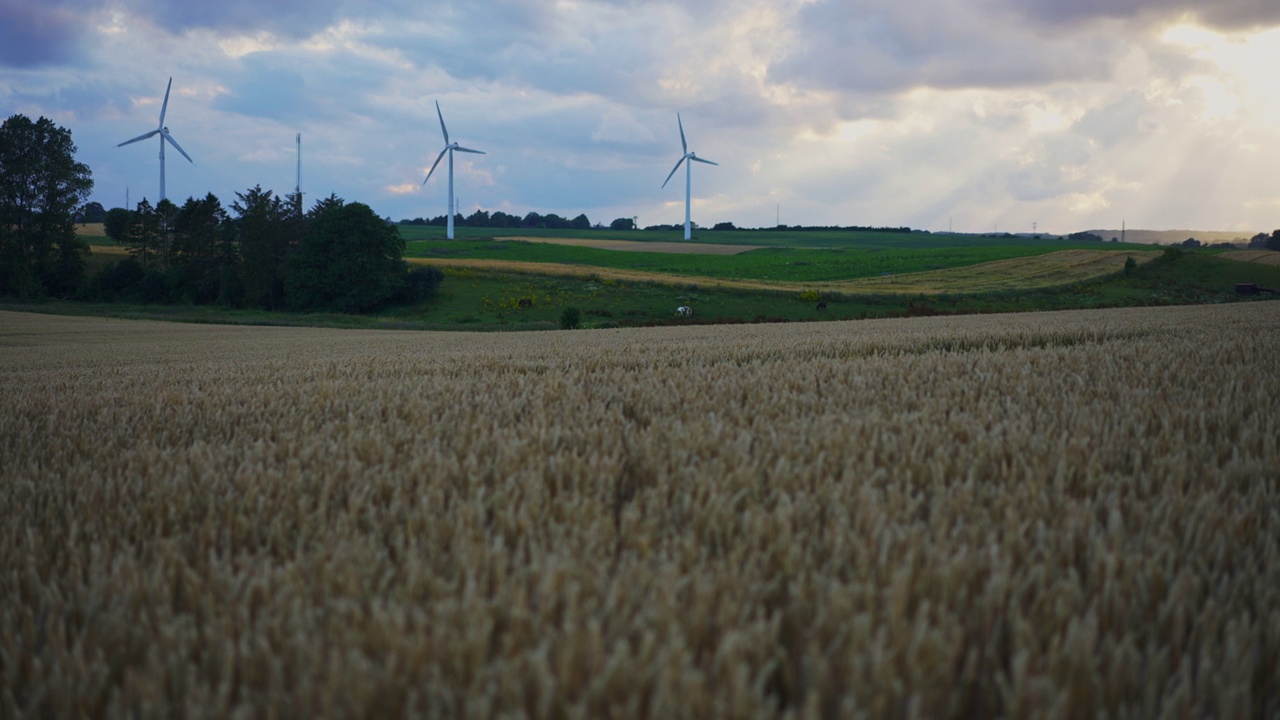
[117,77,193,203]
[422,101,485,240]
[295,133,302,198]
[662,113,717,241]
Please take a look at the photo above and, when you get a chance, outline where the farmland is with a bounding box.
[401,236,1148,284]
[3,303,1278,717]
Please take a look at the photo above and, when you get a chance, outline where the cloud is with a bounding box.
[1006,0,1280,31]
[769,0,1127,96]
[0,2,88,67]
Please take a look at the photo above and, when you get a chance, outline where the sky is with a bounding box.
[3,0,1279,235]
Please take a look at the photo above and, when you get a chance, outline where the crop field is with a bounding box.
[1223,250,1280,267]
[493,236,766,255]
[405,238,1148,285]
[3,303,1277,717]
[413,249,1156,295]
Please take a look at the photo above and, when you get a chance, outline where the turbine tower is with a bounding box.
[117,77,193,203]
[423,101,485,240]
[295,133,302,198]
[662,113,717,241]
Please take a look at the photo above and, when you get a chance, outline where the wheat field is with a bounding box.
[2,303,1278,718]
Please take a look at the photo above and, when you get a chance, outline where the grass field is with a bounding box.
[3,303,1277,717]
[402,237,1148,284]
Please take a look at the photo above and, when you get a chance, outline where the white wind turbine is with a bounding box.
[662,113,718,241]
[422,101,485,240]
[117,77,194,204]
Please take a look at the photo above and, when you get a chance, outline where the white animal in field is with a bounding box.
[676,305,692,318]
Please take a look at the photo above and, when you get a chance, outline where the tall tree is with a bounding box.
[103,207,132,244]
[171,193,229,303]
[286,199,406,312]
[0,114,93,297]
[126,199,161,270]
[233,185,290,310]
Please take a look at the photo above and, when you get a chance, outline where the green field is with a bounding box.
[22,247,1279,331]
[403,238,1150,283]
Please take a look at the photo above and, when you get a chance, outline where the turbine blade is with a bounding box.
[453,146,485,155]
[423,147,449,185]
[117,129,160,147]
[435,100,449,144]
[691,156,718,166]
[661,157,686,188]
[678,113,687,154]
[163,131,194,164]
[159,77,173,128]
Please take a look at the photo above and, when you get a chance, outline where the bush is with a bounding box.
[85,257,145,302]
[1124,256,1137,276]
[559,306,582,330]
[393,265,445,305]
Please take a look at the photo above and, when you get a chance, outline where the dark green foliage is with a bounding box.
[77,201,106,223]
[85,257,145,302]
[170,194,230,304]
[103,208,131,243]
[1162,246,1184,262]
[233,186,293,310]
[125,199,162,270]
[393,265,445,305]
[1124,256,1137,275]
[0,114,93,297]
[559,306,582,329]
[285,200,406,312]
[1267,230,1280,252]
[610,218,635,230]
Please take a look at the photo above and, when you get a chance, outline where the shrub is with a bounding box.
[559,306,582,329]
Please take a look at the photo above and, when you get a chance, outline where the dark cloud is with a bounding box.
[0,2,87,67]
[768,0,1122,96]
[1006,0,1280,31]
[129,0,355,39]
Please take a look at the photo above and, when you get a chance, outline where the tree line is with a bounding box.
[1,114,438,312]
[402,210,594,230]
[92,190,439,312]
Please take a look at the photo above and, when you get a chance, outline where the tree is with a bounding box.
[103,208,132,243]
[285,200,406,313]
[0,114,94,297]
[125,199,161,271]
[610,217,635,230]
[1267,230,1280,252]
[712,221,737,231]
[233,185,291,310]
[170,193,230,304]
[571,213,591,230]
[77,201,106,223]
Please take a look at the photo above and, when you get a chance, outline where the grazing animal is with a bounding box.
[816,301,828,311]
[676,305,692,318]
[518,298,533,308]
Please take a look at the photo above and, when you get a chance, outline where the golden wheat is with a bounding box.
[2,303,1277,718]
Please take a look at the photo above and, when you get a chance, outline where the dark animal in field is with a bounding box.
[518,298,533,308]
[816,301,827,311]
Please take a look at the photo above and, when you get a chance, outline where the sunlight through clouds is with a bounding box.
[3,0,1278,233]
